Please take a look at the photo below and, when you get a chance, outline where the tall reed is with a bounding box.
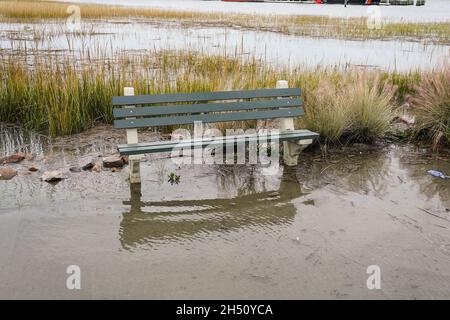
[0,44,430,145]
[1,1,448,43]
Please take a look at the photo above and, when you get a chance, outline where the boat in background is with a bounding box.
[221,0,381,4]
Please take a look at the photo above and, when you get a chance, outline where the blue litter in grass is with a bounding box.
[427,170,450,179]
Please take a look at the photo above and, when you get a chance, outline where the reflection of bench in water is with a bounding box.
[120,167,304,250]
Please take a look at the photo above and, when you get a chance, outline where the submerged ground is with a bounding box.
[0,125,449,299]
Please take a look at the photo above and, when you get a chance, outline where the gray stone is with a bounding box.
[92,163,102,172]
[103,155,125,168]
[82,162,94,171]
[69,166,82,173]
[41,170,67,183]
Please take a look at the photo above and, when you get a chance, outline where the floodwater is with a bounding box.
[60,0,450,23]
[1,20,449,71]
[1,124,449,299]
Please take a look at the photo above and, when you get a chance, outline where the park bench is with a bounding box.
[113,80,319,183]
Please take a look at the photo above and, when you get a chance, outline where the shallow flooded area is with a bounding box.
[1,19,448,71]
[0,124,449,299]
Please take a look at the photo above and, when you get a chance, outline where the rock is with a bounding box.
[0,167,18,180]
[41,170,67,183]
[111,167,121,173]
[28,167,39,172]
[92,163,102,172]
[121,156,129,165]
[69,166,82,173]
[82,162,94,171]
[103,155,124,168]
[0,153,25,164]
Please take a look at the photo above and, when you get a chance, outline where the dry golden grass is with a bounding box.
[0,43,403,142]
[411,67,450,150]
[300,74,396,143]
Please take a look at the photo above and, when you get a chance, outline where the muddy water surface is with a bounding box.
[0,124,449,299]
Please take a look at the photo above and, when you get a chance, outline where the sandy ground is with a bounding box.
[0,124,449,299]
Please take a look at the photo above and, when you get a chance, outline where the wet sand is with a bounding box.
[0,125,449,299]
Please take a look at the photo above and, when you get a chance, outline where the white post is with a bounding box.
[277,80,305,166]
[124,87,141,184]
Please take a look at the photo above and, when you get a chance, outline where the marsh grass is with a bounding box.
[345,75,396,142]
[411,67,450,150]
[0,24,441,146]
[0,44,410,144]
[0,47,275,136]
[299,74,396,143]
[1,1,449,43]
[301,80,352,143]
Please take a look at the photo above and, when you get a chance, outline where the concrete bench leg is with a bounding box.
[277,80,295,166]
[283,141,302,166]
[277,80,313,166]
[129,155,141,184]
[283,139,313,166]
[124,87,141,184]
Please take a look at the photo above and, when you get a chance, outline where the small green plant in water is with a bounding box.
[168,172,181,185]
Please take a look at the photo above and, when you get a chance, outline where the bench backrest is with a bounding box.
[113,88,303,129]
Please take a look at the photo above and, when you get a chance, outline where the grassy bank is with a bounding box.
[2,44,448,149]
[0,1,449,43]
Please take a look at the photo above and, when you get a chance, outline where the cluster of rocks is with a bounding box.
[0,153,128,183]
[0,152,26,180]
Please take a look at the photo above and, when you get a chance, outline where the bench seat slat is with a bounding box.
[112,88,301,106]
[118,130,319,156]
[113,98,302,118]
[117,130,316,150]
[114,107,304,129]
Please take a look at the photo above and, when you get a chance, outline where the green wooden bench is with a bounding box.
[113,80,319,183]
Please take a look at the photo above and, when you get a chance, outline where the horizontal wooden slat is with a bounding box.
[112,88,301,106]
[114,108,304,129]
[113,98,302,118]
[118,130,319,155]
[118,129,316,150]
